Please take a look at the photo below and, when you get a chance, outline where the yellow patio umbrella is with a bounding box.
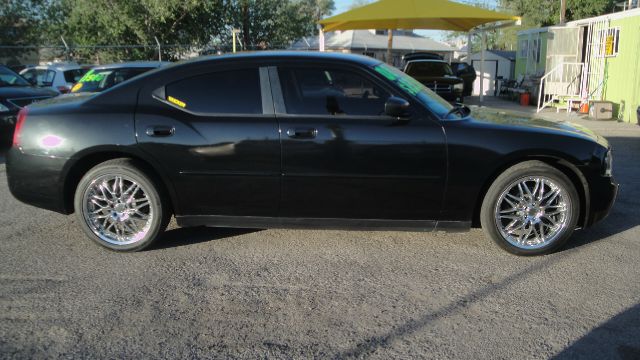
[319,0,520,32]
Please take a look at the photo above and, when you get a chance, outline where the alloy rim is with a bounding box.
[82,174,153,245]
[494,176,571,250]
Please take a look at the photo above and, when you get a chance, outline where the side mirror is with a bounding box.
[385,96,410,118]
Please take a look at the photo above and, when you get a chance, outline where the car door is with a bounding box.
[135,66,281,217]
[272,64,447,221]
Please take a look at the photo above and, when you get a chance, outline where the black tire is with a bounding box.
[74,158,170,252]
[480,160,580,256]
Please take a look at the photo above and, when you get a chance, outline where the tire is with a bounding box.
[480,161,580,256]
[74,158,170,252]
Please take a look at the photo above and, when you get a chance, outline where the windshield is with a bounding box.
[72,67,152,93]
[405,61,454,77]
[373,63,456,118]
[0,66,30,87]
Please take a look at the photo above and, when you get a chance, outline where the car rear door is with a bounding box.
[271,64,446,221]
[135,65,281,217]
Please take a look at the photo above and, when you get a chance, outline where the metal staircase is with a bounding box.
[536,19,609,113]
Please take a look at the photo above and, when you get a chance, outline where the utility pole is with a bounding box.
[560,0,566,24]
[386,29,394,65]
[154,36,161,62]
[232,29,240,53]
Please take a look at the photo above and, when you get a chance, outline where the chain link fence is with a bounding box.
[0,42,297,71]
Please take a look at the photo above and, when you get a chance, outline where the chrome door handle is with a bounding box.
[286,128,318,139]
[146,126,175,137]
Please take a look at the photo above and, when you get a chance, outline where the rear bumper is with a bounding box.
[585,175,618,227]
[6,148,69,214]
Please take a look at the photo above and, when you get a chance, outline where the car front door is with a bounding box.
[272,64,446,221]
[135,66,280,217]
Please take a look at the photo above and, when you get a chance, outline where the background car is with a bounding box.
[71,61,168,93]
[19,63,87,94]
[450,61,476,97]
[0,65,57,148]
[403,59,465,102]
[6,52,616,255]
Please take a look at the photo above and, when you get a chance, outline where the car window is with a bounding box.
[21,69,55,86]
[405,62,453,77]
[0,66,30,87]
[278,67,390,116]
[73,68,152,93]
[164,69,262,114]
[373,63,457,119]
[63,69,87,83]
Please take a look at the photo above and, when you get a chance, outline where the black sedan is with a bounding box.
[6,52,617,255]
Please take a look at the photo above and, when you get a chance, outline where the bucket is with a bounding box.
[519,92,530,106]
[579,102,589,114]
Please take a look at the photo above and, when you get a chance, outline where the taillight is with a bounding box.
[13,108,28,148]
[57,86,71,94]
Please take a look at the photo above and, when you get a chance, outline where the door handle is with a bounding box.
[286,128,318,139]
[146,126,175,137]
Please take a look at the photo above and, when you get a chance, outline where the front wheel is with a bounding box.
[480,161,580,256]
[74,158,170,252]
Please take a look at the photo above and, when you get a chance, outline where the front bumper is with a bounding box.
[586,175,618,227]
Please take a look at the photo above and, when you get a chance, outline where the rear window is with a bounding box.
[164,69,262,114]
[72,67,152,93]
[64,69,87,83]
[405,62,453,77]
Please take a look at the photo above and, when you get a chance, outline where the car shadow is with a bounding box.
[151,226,260,250]
[551,303,640,360]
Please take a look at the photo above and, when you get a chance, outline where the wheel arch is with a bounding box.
[472,155,590,229]
[61,147,177,215]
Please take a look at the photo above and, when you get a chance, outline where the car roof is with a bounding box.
[23,63,83,71]
[405,59,447,64]
[91,61,170,70]
[177,51,382,68]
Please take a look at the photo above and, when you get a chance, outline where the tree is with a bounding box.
[500,0,615,27]
[0,0,49,64]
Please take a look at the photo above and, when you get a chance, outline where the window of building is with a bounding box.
[519,39,529,58]
[603,27,621,57]
[278,67,390,116]
[165,69,262,114]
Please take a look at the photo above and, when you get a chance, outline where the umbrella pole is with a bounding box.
[387,29,393,65]
[480,30,486,105]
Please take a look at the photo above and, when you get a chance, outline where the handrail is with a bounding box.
[537,62,584,113]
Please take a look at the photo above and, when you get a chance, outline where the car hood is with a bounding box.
[469,108,608,147]
[0,86,58,98]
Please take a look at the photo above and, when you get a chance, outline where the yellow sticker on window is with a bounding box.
[167,96,186,108]
[71,82,83,93]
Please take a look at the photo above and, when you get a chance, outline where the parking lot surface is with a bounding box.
[1,118,639,359]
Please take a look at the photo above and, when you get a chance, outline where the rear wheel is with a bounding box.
[480,161,580,255]
[74,158,170,251]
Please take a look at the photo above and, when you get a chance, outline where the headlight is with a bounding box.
[604,149,613,177]
[0,103,10,113]
[453,83,464,91]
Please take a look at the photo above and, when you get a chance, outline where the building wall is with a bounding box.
[515,31,548,79]
[602,15,640,123]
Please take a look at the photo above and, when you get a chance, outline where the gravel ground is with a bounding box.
[1,118,639,359]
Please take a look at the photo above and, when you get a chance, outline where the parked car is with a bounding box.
[19,63,87,94]
[0,65,58,147]
[450,61,476,97]
[404,59,465,102]
[402,52,444,66]
[71,62,167,93]
[6,52,617,255]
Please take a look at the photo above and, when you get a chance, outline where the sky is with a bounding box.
[330,0,500,41]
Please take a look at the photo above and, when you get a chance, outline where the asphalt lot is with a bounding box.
[1,117,639,359]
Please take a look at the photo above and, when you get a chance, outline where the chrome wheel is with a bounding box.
[494,176,571,250]
[82,174,153,245]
